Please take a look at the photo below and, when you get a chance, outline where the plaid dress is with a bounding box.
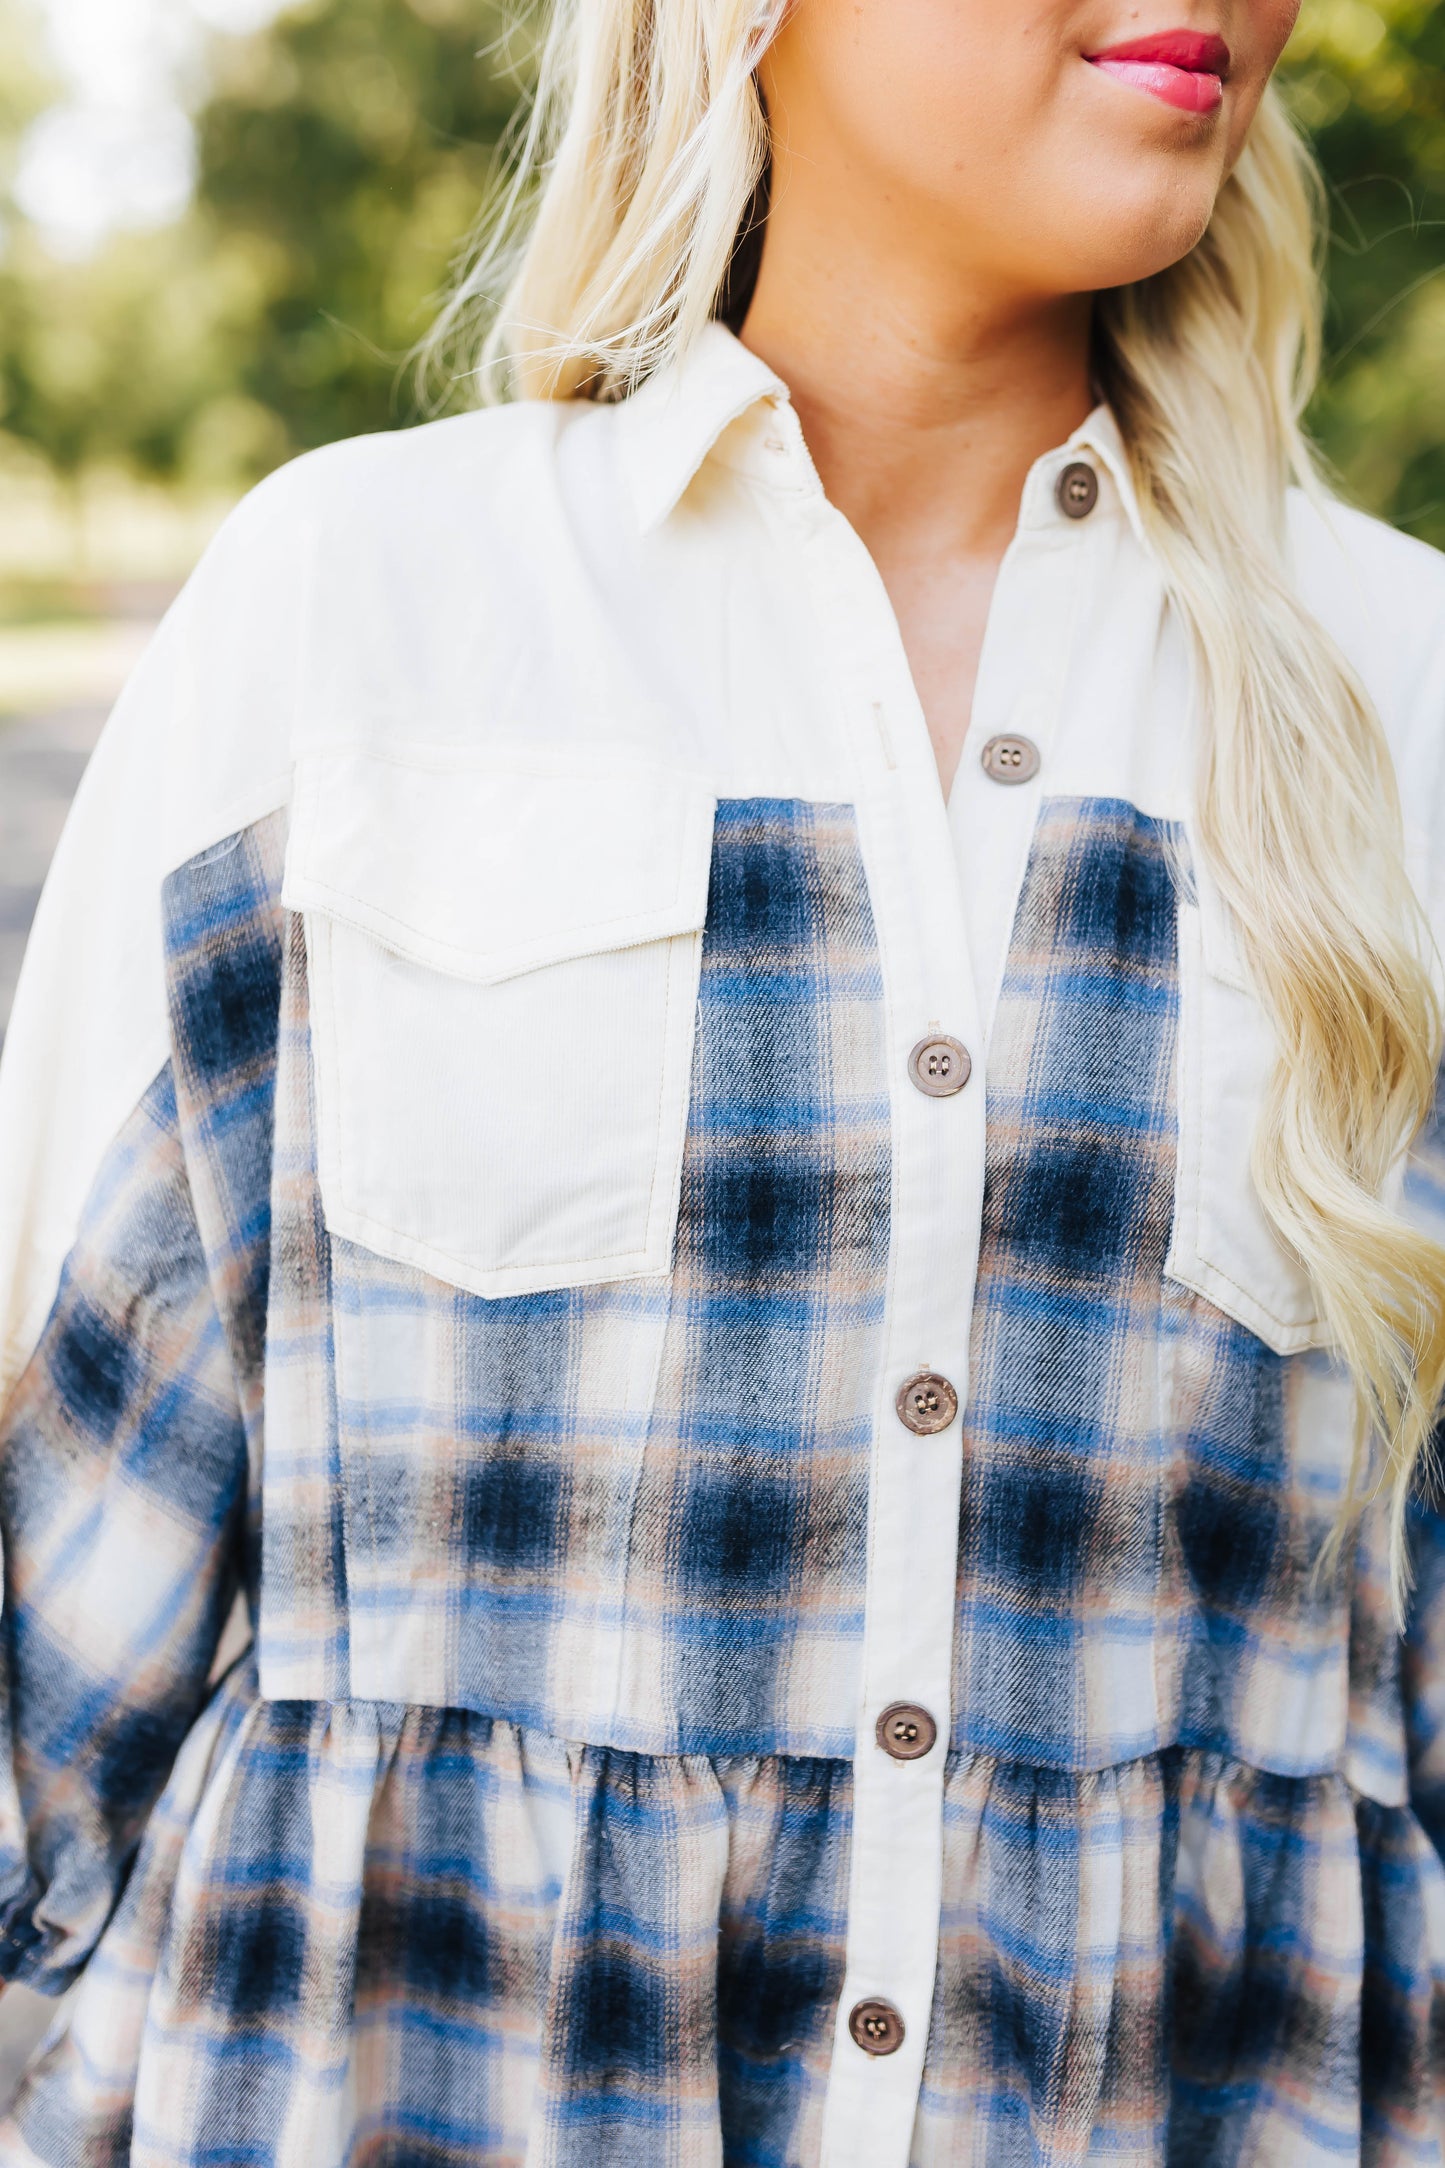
[2,326,1445,2166]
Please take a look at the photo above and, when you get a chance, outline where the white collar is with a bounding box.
[616,319,1149,550]
[616,323,787,534]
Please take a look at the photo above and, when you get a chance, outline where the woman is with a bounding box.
[1,0,1444,2160]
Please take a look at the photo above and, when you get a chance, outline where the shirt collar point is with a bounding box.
[619,323,787,535]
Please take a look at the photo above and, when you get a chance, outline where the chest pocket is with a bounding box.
[282,744,716,1298]
[1165,869,1327,1355]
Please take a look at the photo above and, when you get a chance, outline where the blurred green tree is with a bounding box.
[0,0,293,484]
[193,0,517,454]
[0,0,53,190]
[0,0,518,484]
[1284,0,1445,540]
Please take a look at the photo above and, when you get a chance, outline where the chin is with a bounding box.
[1043,192,1219,296]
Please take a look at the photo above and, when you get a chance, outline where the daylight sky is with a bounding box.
[16,0,288,250]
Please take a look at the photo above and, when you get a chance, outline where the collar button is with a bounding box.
[1056,461,1099,520]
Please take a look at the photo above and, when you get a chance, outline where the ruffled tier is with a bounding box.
[2,1657,1443,2167]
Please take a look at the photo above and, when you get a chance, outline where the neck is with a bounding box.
[740,183,1095,562]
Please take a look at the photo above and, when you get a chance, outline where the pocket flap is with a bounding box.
[283,744,716,982]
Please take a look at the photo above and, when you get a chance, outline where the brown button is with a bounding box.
[907,1034,971,1098]
[1056,461,1099,520]
[981,733,1041,786]
[895,1370,958,1435]
[849,1998,906,2057]
[876,1703,938,1760]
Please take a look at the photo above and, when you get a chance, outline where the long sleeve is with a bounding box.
[1402,1067,1445,1858]
[0,1066,249,1989]
[0,475,302,1993]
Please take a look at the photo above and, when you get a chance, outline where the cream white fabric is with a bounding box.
[2,321,1445,2167]
[286,743,716,1294]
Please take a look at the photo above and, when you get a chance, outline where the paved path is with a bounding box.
[0,705,108,1047]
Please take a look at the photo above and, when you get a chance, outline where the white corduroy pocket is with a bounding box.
[1165,870,1327,1356]
[283,743,716,1298]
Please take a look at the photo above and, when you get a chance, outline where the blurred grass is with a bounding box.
[0,441,225,712]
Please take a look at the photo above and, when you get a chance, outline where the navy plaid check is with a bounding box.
[0,1064,247,1992]
[954,799,1402,1786]
[7,1663,1440,2165]
[276,797,891,1752]
[955,798,1182,1764]
[1,794,1444,2162]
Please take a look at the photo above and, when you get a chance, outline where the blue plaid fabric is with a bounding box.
[954,799,1182,1764]
[0,813,282,1997]
[956,798,1392,1783]
[1,792,1444,2161]
[1403,1069,1445,1870]
[5,1665,1442,2165]
[919,1751,1445,2164]
[0,1064,248,1995]
[4,1663,853,2167]
[266,797,891,1753]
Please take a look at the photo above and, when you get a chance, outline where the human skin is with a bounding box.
[743,0,1302,794]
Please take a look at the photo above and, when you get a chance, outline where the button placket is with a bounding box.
[949,528,1090,1054]
[767,460,982,2168]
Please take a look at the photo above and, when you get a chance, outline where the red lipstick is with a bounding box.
[1085,29,1231,114]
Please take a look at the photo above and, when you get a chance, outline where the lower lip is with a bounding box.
[1088,57,1224,112]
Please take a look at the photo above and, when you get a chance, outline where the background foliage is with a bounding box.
[0,0,1442,539]
[1288,1,1445,538]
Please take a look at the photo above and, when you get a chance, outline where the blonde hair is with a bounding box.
[431,1,1445,1611]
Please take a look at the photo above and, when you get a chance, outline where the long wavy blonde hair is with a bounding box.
[431,0,1445,1611]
